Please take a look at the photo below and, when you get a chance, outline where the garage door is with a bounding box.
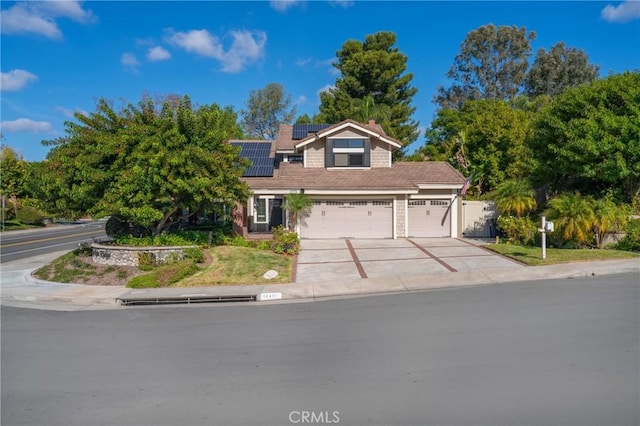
[407,200,451,237]
[301,200,393,239]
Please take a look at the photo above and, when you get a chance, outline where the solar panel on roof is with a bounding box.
[231,141,275,177]
[292,124,332,140]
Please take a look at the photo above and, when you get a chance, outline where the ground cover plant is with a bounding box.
[33,248,139,285]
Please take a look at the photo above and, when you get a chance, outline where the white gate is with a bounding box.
[462,201,497,238]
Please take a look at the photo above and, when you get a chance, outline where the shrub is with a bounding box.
[271,226,300,254]
[127,273,160,288]
[16,206,44,225]
[615,218,640,252]
[183,247,204,263]
[105,215,131,238]
[496,215,537,245]
[168,262,200,284]
[137,251,155,267]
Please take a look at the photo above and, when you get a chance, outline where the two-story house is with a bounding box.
[231,119,466,239]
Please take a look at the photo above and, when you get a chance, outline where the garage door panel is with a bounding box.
[301,200,392,239]
[408,199,451,237]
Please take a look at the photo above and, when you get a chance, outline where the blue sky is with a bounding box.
[2,1,639,161]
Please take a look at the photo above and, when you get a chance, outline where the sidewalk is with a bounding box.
[1,250,638,310]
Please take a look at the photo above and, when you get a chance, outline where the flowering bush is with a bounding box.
[271,226,300,255]
[496,215,537,245]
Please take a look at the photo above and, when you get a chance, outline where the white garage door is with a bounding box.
[301,200,393,239]
[407,200,451,237]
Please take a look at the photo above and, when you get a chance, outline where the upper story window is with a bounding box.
[327,138,369,168]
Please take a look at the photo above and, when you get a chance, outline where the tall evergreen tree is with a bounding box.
[318,31,419,148]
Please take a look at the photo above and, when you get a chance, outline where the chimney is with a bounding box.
[368,119,376,126]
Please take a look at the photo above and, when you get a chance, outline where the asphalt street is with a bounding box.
[2,273,638,426]
[0,221,106,263]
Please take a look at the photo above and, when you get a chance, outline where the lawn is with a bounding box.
[486,244,640,266]
[175,245,293,286]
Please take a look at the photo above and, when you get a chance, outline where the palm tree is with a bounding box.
[592,196,628,248]
[490,179,536,217]
[545,192,595,246]
[283,193,313,232]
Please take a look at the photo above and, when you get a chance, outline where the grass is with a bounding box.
[176,245,292,286]
[486,243,640,266]
[1,221,43,231]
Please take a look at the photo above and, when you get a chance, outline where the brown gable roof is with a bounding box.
[243,161,466,191]
[294,119,402,150]
[275,124,295,151]
[275,120,402,152]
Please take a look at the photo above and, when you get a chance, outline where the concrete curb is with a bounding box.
[2,256,638,310]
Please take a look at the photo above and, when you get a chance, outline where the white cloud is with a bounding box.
[269,0,305,12]
[601,1,640,22]
[166,28,266,73]
[55,106,88,118]
[121,52,140,72]
[1,69,38,92]
[0,1,95,39]
[147,46,171,62]
[317,84,335,97]
[1,118,52,133]
[166,28,222,57]
[296,58,313,67]
[220,30,266,73]
[295,95,307,105]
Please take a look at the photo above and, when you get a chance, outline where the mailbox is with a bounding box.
[545,221,554,232]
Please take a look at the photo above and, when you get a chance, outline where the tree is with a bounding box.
[318,31,419,149]
[241,83,296,139]
[490,179,536,217]
[529,72,640,202]
[591,195,628,248]
[545,193,595,247]
[282,193,313,232]
[525,42,600,98]
[0,145,29,216]
[418,99,534,194]
[42,95,251,235]
[435,24,535,109]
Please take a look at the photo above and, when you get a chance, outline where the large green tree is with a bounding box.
[529,72,640,202]
[241,83,296,139]
[435,24,535,109]
[417,99,534,194]
[42,95,251,234]
[525,42,600,98]
[0,145,28,200]
[318,31,419,149]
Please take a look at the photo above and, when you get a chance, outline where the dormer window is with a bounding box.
[326,138,370,168]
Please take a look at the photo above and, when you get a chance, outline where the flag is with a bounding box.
[460,174,473,196]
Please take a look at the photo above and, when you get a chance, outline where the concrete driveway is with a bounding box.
[296,238,523,283]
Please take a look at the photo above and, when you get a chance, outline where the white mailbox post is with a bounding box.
[539,216,554,259]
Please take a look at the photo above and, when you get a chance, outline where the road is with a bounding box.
[2,273,638,426]
[0,221,106,263]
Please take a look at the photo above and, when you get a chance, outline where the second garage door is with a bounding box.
[301,200,393,239]
[407,199,451,237]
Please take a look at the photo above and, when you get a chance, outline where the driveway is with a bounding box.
[296,238,523,283]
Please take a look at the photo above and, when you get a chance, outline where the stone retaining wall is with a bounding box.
[92,243,198,266]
